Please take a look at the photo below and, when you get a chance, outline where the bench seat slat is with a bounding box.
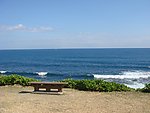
[29,82,67,93]
[29,82,67,85]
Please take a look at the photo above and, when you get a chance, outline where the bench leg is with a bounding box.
[46,87,50,92]
[34,87,39,91]
[58,88,62,92]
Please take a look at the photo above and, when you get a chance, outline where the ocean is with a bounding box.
[0,48,150,88]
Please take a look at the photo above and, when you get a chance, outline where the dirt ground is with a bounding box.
[0,85,150,113]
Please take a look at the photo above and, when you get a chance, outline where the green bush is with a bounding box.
[137,83,150,93]
[62,79,133,92]
[0,74,38,86]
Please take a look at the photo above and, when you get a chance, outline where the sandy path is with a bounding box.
[0,86,150,113]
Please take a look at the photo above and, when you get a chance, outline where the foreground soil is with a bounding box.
[0,86,150,113]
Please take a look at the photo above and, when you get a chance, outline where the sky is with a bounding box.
[0,0,150,49]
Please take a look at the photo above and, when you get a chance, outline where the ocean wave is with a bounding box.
[93,71,150,79]
[93,71,150,89]
[35,72,48,76]
[0,71,7,74]
[125,82,145,89]
[0,71,65,77]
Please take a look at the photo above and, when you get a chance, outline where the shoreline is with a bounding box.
[1,72,150,89]
[0,85,150,113]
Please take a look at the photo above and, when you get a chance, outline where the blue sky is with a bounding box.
[0,0,150,49]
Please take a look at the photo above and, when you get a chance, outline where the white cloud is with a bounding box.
[28,26,53,32]
[0,24,54,32]
[7,24,26,31]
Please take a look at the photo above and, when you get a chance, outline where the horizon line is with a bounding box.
[0,47,150,51]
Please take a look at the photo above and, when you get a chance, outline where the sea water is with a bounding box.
[0,48,150,88]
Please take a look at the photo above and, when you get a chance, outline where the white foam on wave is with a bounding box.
[125,82,145,89]
[93,71,150,79]
[0,71,7,74]
[36,72,48,76]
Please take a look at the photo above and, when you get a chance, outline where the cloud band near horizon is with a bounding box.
[0,24,54,32]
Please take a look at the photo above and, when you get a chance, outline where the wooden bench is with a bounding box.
[29,82,67,93]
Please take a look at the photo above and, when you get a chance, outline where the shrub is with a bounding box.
[0,74,38,86]
[62,79,133,92]
[137,83,150,93]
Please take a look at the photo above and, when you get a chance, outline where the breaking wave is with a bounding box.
[93,71,150,79]
[93,71,150,89]
[35,72,48,76]
[0,71,7,74]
